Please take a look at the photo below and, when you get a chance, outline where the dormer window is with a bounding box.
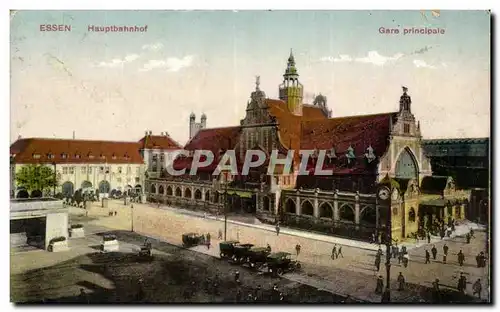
[112,153,117,160]
[88,152,94,159]
[364,145,376,163]
[328,147,337,159]
[47,153,54,159]
[345,146,356,163]
[61,153,67,159]
[100,154,105,160]
[124,153,130,160]
[75,153,81,159]
[32,153,41,159]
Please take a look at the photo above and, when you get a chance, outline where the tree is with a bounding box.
[15,164,58,194]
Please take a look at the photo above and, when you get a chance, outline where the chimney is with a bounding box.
[18,135,21,140]
[161,132,164,136]
[72,131,75,140]
[149,130,152,135]
[145,130,148,136]
[165,132,169,136]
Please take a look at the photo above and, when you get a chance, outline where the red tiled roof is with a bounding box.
[302,105,329,120]
[184,126,241,152]
[10,138,144,164]
[301,112,397,174]
[138,134,182,150]
[172,126,242,172]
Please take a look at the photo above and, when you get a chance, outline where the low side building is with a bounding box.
[10,198,68,250]
[138,131,183,180]
[10,138,146,198]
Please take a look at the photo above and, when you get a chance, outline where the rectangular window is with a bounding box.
[100,166,104,174]
[117,177,122,183]
[127,166,131,174]
[404,123,410,133]
[69,167,74,174]
[136,167,140,175]
[88,167,92,174]
[63,167,68,174]
[105,166,110,174]
[135,177,140,183]
[82,167,86,174]
[118,166,122,174]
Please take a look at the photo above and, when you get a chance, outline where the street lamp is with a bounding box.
[224,181,228,241]
[377,183,393,303]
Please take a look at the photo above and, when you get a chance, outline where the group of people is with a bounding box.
[331,244,344,260]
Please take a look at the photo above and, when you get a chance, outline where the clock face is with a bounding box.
[378,187,390,200]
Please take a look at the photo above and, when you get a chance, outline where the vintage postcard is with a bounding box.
[9,10,491,304]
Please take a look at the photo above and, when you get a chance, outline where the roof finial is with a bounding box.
[402,86,408,94]
[255,75,260,91]
[288,49,295,65]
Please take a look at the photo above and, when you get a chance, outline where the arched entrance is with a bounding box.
[319,202,333,219]
[81,180,92,190]
[194,189,202,200]
[184,188,192,198]
[301,201,314,216]
[166,186,173,196]
[150,184,156,194]
[62,181,74,197]
[360,206,376,226]
[135,184,142,194]
[175,187,182,197]
[158,185,165,195]
[99,181,111,194]
[285,198,296,214]
[262,196,270,211]
[395,147,418,180]
[339,204,355,222]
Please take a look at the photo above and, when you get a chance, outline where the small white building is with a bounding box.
[138,131,183,179]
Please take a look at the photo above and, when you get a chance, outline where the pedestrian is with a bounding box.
[266,243,272,253]
[431,244,437,260]
[458,272,467,294]
[425,250,431,264]
[375,275,384,294]
[403,253,409,268]
[234,270,240,284]
[218,229,223,240]
[295,244,301,257]
[473,279,482,299]
[397,272,405,291]
[398,251,403,264]
[440,229,445,240]
[377,246,383,256]
[332,245,337,260]
[427,232,431,244]
[275,223,280,236]
[451,219,456,232]
[235,289,242,302]
[114,211,117,216]
[371,233,376,244]
[206,233,211,249]
[391,244,397,259]
[443,244,449,256]
[443,253,447,264]
[470,228,475,238]
[432,278,441,303]
[337,246,344,258]
[458,249,465,266]
[466,233,471,244]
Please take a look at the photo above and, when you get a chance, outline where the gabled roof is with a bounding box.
[10,138,144,164]
[138,133,182,150]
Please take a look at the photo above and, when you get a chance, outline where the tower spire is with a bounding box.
[279,49,303,116]
[255,75,260,91]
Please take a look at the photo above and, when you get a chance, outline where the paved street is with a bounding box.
[76,200,489,302]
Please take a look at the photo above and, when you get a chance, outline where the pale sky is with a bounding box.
[10,10,491,145]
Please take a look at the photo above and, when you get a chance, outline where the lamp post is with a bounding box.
[224,181,228,241]
[377,183,393,303]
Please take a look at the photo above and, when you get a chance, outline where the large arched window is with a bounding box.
[62,181,75,197]
[395,147,418,180]
[150,184,156,194]
[175,187,182,197]
[166,186,173,196]
[158,185,165,195]
[184,188,192,198]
